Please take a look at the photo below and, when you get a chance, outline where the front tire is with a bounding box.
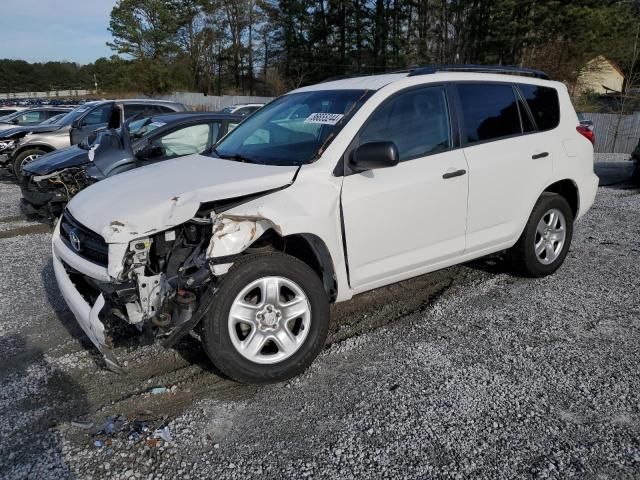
[509,193,574,277]
[202,252,330,384]
[13,148,47,176]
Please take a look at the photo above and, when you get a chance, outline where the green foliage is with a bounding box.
[1,0,638,95]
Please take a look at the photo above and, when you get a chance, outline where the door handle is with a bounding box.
[532,152,549,159]
[442,169,467,179]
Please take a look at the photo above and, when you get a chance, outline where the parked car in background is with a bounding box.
[21,112,242,217]
[0,106,29,117]
[0,107,72,131]
[51,65,598,383]
[219,103,264,116]
[5,99,186,175]
[0,113,70,163]
[631,137,640,184]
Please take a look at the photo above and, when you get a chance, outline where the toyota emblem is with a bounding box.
[69,229,81,252]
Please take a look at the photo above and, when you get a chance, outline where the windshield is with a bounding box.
[215,89,371,166]
[0,110,23,123]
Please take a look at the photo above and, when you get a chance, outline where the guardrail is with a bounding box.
[0,90,94,100]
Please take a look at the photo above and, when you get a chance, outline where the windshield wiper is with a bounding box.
[215,151,261,164]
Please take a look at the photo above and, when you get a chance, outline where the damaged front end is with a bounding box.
[21,167,93,217]
[55,207,277,370]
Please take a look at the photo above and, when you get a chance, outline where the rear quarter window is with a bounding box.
[517,84,560,131]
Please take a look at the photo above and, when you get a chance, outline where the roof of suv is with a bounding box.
[293,67,558,93]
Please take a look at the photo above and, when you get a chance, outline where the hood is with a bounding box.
[0,122,21,132]
[67,155,298,243]
[0,123,63,139]
[23,145,90,176]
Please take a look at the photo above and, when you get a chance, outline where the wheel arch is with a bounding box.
[543,179,579,218]
[249,230,338,302]
[512,178,580,248]
[12,142,56,158]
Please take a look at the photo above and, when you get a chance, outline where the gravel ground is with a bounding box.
[1,159,639,479]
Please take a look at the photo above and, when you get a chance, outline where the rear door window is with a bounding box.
[359,86,451,161]
[18,111,47,123]
[124,104,156,119]
[457,83,522,145]
[83,104,113,126]
[46,110,66,119]
[517,84,560,131]
[154,105,178,114]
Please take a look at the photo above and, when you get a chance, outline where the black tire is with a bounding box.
[12,148,47,176]
[509,193,574,277]
[201,252,329,384]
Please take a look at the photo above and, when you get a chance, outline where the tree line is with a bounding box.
[0,0,638,96]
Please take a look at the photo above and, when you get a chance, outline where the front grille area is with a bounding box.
[60,210,109,266]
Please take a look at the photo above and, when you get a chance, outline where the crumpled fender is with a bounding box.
[207,215,278,275]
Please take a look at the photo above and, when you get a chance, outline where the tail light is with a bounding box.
[576,124,595,145]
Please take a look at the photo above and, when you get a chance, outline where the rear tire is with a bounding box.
[201,252,330,384]
[13,148,47,176]
[509,193,574,277]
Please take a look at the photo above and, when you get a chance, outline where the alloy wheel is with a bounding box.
[228,276,311,364]
[20,153,42,171]
[534,208,566,265]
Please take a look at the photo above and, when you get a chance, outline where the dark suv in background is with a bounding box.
[21,112,242,217]
[3,99,186,175]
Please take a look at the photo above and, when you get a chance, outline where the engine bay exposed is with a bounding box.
[23,167,93,216]
[76,212,277,360]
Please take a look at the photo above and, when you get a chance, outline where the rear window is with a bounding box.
[517,84,560,131]
[458,84,522,144]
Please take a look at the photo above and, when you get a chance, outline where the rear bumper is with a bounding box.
[577,173,599,221]
[52,220,122,370]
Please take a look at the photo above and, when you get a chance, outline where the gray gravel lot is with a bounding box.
[1,158,639,479]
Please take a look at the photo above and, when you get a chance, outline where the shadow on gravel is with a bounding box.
[0,166,14,182]
[0,334,88,478]
[172,336,232,380]
[465,253,511,276]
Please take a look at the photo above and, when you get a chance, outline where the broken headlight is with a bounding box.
[0,139,16,152]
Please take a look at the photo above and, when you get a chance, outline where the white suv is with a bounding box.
[52,66,598,383]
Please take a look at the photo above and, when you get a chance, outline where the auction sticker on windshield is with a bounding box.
[304,113,344,125]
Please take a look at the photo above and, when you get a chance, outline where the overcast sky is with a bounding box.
[0,0,119,64]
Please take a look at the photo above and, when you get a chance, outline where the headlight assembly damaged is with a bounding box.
[63,211,278,370]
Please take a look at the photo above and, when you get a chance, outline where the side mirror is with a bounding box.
[349,141,399,172]
[11,118,20,124]
[71,119,83,129]
[136,143,163,160]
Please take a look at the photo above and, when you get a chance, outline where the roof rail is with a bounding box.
[320,69,411,83]
[320,73,370,83]
[407,64,550,80]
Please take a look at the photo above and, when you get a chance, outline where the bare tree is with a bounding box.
[612,22,640,153]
